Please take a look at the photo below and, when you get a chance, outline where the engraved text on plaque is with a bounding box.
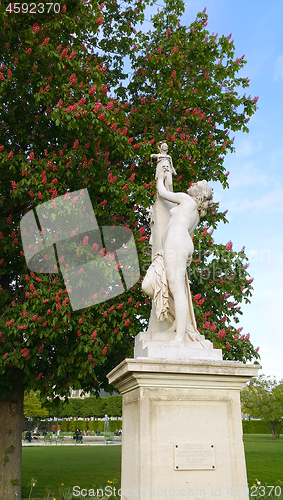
[174,443,216,470]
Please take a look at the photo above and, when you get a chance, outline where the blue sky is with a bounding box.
[179,0,283,379]
[140,0,283,378]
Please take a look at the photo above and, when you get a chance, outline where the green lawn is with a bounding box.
[244,434,283,487]
[22,436,283,499]
[21,445,121,499]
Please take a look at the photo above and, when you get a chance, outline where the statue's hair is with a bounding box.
[188,180,213,217]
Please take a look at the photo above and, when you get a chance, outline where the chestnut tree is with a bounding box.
[0,0,259,497]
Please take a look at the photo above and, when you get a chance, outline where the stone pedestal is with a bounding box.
[107,358,259,500]
[134,331,222,361]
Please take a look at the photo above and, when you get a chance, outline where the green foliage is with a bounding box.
[10,478,20,485]
[242,420,270,434]
[241,376,283,439]
[68,420,76,433]
[59,419,122,433]
[58,420,67,433]
[51,395,122,419]
[3,445,14,466]
[24,391,49,418]
[0,0,259,405]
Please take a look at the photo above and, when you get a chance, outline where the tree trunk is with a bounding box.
[269,420,278,439]
[0,369,24,500]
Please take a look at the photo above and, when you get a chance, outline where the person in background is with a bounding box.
[33,427,40,439]
[25,430,32,443]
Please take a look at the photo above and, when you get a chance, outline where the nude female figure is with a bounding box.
[142,178,212,344]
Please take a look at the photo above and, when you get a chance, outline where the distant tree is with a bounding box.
[241,375,283,439]
[50,394,121,418]
[24,391,49,419]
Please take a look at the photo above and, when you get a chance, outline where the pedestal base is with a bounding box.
[108,358,259,500]
[134,331,222,361]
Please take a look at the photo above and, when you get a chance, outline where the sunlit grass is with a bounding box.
[22,445,121,499]
[22,435,283,498]
[244,434,283,487]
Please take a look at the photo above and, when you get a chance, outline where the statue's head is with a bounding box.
[187,180,213,217]
[157,141,168,154]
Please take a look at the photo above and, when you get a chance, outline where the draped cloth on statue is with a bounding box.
[144,249,200,341]
[144,251,173,324]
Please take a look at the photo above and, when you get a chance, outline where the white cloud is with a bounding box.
[274,55,283,81]
[228,162,270,189]
[257,344,283,380]
[224,187,283,213]
[235,138,257,157]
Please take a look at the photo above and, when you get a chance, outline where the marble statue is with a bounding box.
[150,141,177,192]
[142,143,213,346]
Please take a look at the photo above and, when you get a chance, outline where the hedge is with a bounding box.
[51,395,122,419]
[59,419,122,433]
[242,420,271,434]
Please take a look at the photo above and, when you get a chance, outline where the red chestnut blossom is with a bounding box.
[216,329,226,339]
[31,24,40,34]
[70,74,77,86]
[89,85,97,96]
[96,14,103,25]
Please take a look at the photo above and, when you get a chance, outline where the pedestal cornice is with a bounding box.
[107,358,260,394]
